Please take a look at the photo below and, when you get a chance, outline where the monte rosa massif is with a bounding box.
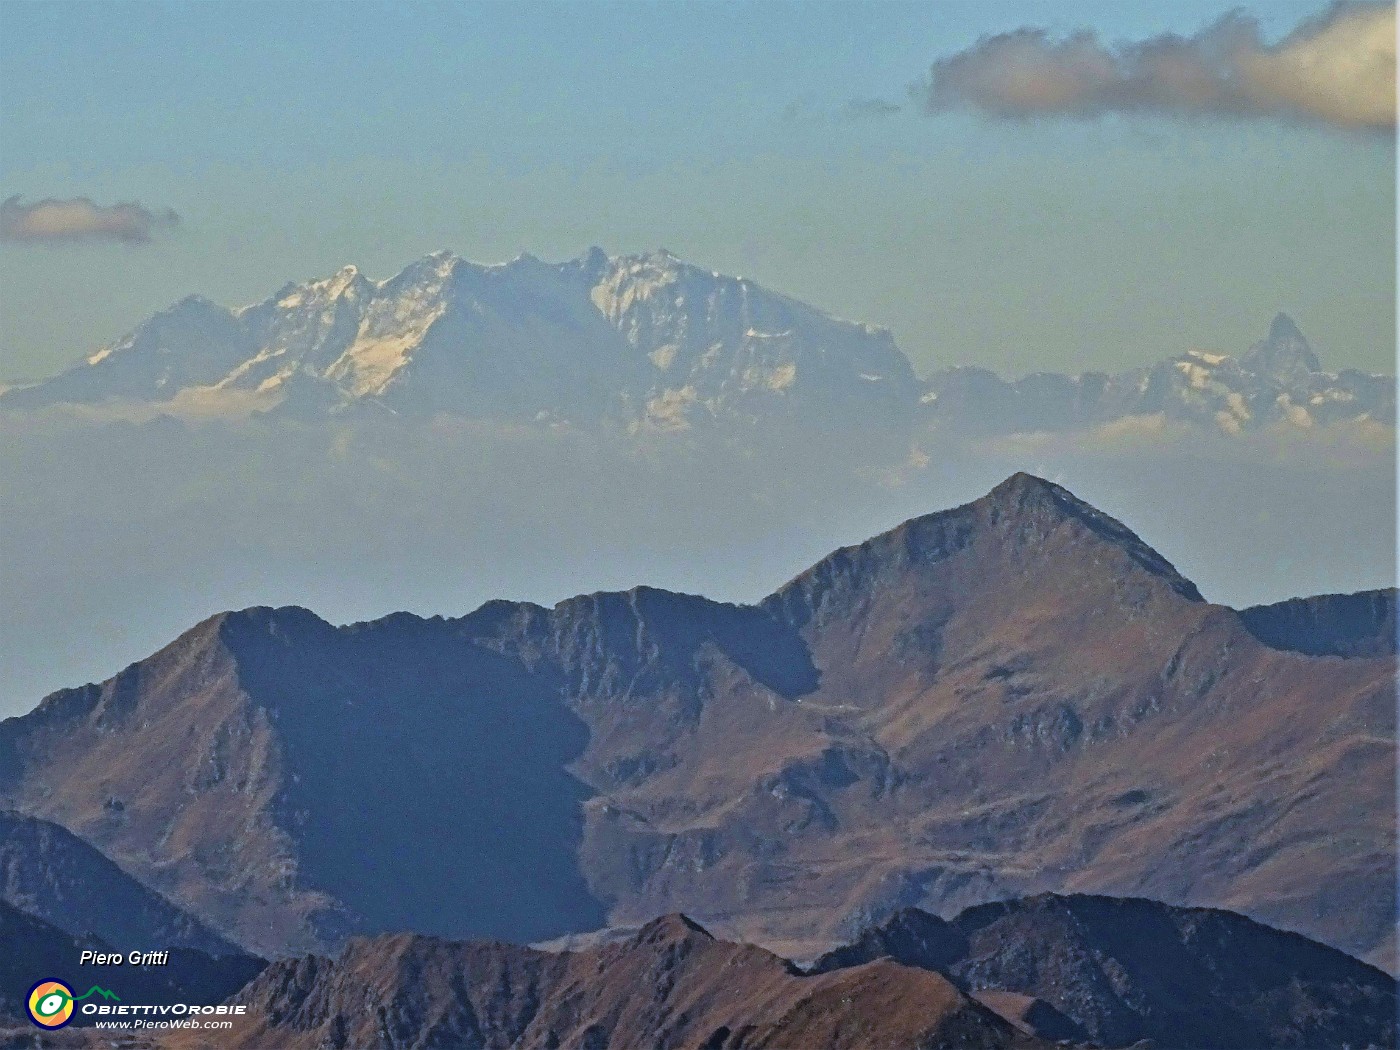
[1,249,1392,439]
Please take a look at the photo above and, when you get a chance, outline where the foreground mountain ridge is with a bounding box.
[0,474,1392,971]
[214,912,1046,1050]
[2,250,1391,438]
[210,897,1395,1050]
[3,891,1390,1048]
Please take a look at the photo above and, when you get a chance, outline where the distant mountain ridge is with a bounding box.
[0,475,1392,972]
[1,250,1390,438]
[919,312,1394,434]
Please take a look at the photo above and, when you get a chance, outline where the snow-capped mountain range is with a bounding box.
[2,249,1392,437]
[922,313,1394,435]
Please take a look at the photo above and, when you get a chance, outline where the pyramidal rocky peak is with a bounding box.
[1,250,1390,438]
[0,475,1391,968]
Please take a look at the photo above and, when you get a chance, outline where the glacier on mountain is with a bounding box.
[1,249,1391,441]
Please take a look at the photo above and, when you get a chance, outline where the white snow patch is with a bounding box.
[1276,394,1314,428]
[1215,410,1243,435]
[766,363,797,391]
[1309,389,1356,404]
[333,325,438,396]
[1175,361,1212,390]
[1225,391,1251,421]
[1186,349,1227,365]
[255,367,296,394]
[641,385,699,432]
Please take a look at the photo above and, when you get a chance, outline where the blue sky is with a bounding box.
[0,0,1392,378]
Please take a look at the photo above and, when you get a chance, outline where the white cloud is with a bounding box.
[0,195,180,244]
[920,3,1395,132]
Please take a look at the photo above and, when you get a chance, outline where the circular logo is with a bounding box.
[27,979,75,1029]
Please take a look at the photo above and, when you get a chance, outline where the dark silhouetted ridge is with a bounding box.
[0,810,246,957]
[813,893,1397,1049]
[1240,588,1397,658]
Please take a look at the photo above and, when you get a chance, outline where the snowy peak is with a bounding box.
[921,314,1390,436]
[583,247,916,434]
[266,264,369,310]
[1,248,920,431]
[2,261,1389,442]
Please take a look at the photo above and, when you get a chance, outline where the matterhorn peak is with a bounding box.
[1268,312,1304,342]
[1244,313,1321,375]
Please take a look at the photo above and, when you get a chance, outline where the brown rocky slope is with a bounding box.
[209,914,1047,1050]
[0,474,1391,969]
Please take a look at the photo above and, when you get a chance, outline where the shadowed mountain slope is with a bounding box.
[813,894,1396,1049]
[0,474,1391,969]
[0,608,608,956]
[0,810,245,958]
[1241,588,1396,658]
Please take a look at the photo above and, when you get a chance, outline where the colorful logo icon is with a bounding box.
[25,981,120,1029]
[26,980,75,1028]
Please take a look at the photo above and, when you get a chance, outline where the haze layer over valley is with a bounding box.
[0,250,1393,714]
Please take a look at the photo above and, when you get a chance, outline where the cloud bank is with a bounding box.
[0,195,180,244]
[920,2,1395,131]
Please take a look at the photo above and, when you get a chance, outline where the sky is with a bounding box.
[0,0,1394,382]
